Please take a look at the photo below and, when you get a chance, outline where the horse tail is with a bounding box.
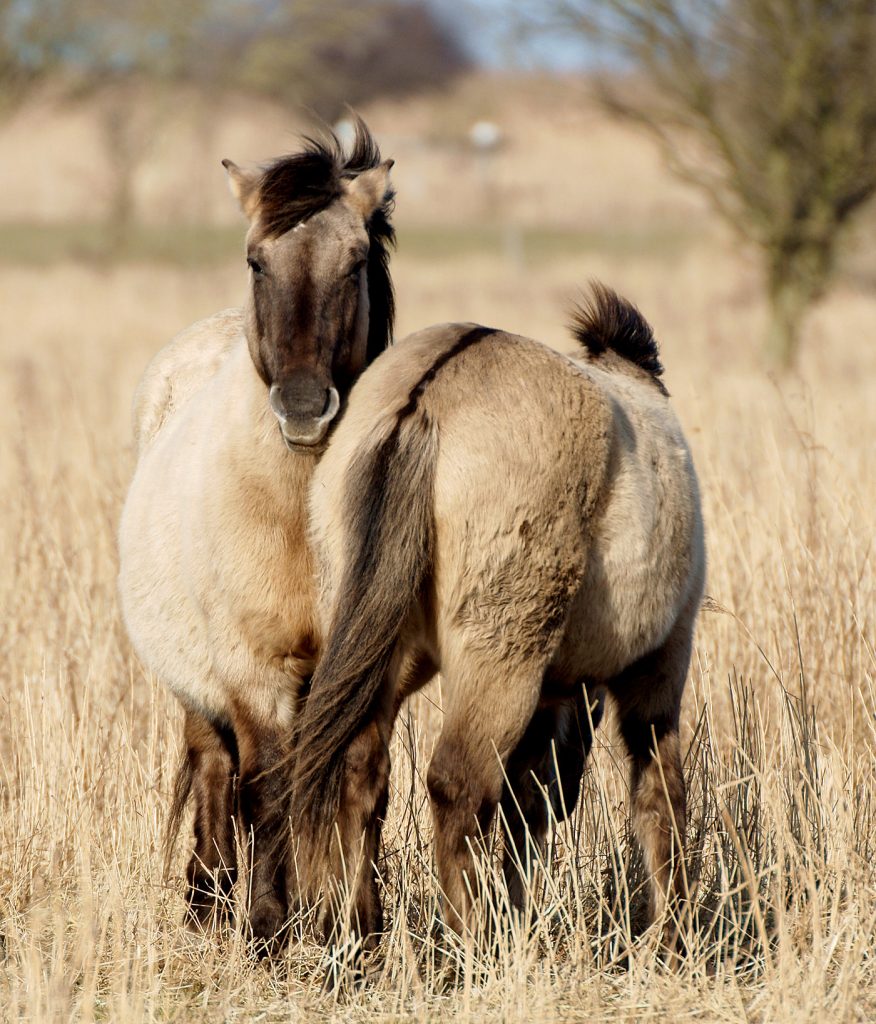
[289,408,437,887]
[569,280,666,388]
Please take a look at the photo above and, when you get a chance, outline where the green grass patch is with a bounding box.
[397,222,696,262]
[0,221,243,268]
[0,220,696,268]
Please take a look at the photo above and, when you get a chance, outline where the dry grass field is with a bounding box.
[1,77,875,1021]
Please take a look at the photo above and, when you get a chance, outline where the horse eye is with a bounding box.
[247,257,264,276]
[347,260,365,279]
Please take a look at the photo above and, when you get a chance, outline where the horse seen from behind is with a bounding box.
[290,284,705,954]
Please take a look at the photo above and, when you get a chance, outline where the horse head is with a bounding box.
[223,120,394,450]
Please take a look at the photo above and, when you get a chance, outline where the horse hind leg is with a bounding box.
[426,655,545,938]
[179,707,239,929]
[314,717,392,952]
[500,684,605,918]
[610,620,694,956]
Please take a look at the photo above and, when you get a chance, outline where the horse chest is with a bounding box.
[184,527,317,724]
[206,496,316,649]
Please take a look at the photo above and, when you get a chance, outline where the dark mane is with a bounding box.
[257,117,396,362]
[568,281,665,388]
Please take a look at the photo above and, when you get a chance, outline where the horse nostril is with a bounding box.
[319,387,340,423]
[269,383,286,421]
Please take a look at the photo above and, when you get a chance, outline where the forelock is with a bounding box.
[254,120,389,240]
[250,119,396,360]
[256,147,342,240]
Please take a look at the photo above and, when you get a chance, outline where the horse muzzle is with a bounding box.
[269,381,340,449]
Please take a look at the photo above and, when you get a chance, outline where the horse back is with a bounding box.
[312,323,703,681]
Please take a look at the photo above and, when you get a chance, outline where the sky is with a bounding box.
[435,0,600,72]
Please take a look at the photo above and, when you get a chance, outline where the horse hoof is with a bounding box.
[248,897,289,957]
[185,874,235,933]
[320,941,368,993]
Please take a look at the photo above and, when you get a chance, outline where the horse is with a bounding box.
[289,283,705,951]
[117,120,395,947]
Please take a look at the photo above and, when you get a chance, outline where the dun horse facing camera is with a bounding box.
[117,120,395,948]
[290,284,705,953]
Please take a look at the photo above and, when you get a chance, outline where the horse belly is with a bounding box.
[561,555,680,683]
[118,456,227,719]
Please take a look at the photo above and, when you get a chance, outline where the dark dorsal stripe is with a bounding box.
[396,325,498,422]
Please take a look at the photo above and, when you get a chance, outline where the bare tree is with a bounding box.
[3,0,468,253]
[531,0,876,366]
[0,0,70,118]
[192,0,471,119]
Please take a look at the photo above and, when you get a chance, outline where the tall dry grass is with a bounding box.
[1,226,875,1021]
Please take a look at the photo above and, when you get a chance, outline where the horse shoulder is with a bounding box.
[132,308,244,455]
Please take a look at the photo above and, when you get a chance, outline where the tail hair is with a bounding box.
[569,281,664,384]
[289,412,437,887]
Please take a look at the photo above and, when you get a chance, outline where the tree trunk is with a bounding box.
[764,236,834,370]
[765,274,809,369]
[106,160,136,257]
[100,100,139,259]
[98,83,164,259]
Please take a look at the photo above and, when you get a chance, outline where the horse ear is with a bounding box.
[222,159,260,218]
[344,159,394,219]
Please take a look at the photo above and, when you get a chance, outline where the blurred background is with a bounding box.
[3,0,875,368]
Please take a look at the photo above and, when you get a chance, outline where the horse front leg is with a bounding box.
[232,706,292,952]
[180,707,239,929]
